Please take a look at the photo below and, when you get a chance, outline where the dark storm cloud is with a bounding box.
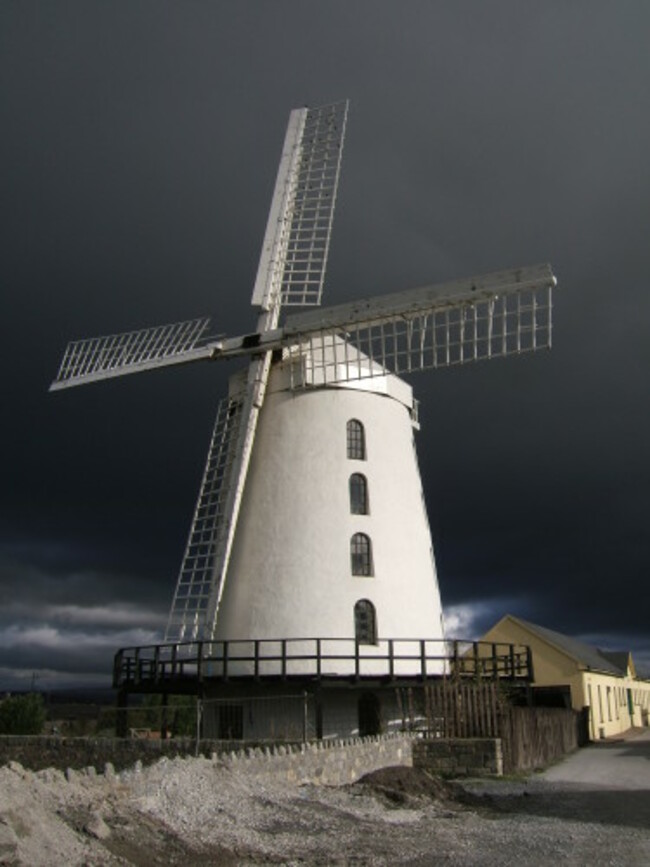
[0,546,164,684]
[1,1,649,687]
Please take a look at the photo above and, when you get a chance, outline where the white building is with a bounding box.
[215,343,445,659]
[198,345,447,738]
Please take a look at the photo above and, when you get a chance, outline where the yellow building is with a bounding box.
[479,615,650,740]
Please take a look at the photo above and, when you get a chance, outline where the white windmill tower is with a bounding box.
[51,102,555,737]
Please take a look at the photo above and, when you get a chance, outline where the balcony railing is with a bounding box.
[113,637,533,689]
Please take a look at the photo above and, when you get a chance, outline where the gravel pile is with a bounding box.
[1,755,648,865]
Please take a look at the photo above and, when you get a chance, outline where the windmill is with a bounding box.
[51,102,555,710]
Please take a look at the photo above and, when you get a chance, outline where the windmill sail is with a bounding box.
[282,264,555,386]
[50,318,214,391]
[166,102,349,642]
[166,394,244,642]
[252,100,348,310]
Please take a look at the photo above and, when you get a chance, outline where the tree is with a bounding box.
[126,694,197,737]
[144,695,198,737]
[0,693,46,735]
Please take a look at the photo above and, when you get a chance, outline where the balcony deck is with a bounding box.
[114,637,533,692]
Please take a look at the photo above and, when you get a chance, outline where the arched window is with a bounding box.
[349,473,368,515]
[354,599,377,645]
[347,419,366,460]
[351,533,373,576]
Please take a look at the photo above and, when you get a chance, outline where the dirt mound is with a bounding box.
[354,765,464,808]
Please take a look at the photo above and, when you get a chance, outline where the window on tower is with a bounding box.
[354,599,377,644]
[351,532,373,575]
[349,473,368,515]
[347,419,366,460]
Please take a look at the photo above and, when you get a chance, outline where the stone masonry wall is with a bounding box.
[218,734,413,786]
[413,738,503,777]
[0,733,414,785]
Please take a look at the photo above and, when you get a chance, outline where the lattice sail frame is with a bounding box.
[282,266,554,387]
[280,101,348,306]
[51,101,349,394]
[252,100,348,310]
[166,395,244,641]
[51,318,212,390]
[166,102,349,643]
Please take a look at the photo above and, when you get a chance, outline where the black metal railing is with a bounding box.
[113,637,532,689]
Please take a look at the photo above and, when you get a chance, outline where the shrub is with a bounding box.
[0,693,47,735]
[129,694,198,737]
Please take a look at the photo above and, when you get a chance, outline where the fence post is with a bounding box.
[526,645,534,682]
[315,689,323,740]
[491,682,499,738]
[424,684,431,735]
[388,639,394,680]
[395,687,405,731]
[116,688,128,738]
[161,692,169,739]
[195,697,202,757]
[113,650,123,688]
[302,691,309,743]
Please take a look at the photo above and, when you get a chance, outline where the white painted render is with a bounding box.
[214,349,446,674]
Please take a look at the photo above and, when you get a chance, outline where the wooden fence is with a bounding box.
[397,681,505,738]
[397,682,583,773]
[500,706,582,772]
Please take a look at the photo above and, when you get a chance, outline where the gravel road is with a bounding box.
[1,730,649,866]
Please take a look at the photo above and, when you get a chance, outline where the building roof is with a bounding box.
[599,650,635,678]
[506,616,631,676]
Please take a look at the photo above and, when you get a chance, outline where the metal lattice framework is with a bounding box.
[252,101,348,311]
[280,101,348,306]
[51,318,211,390]
[281,264,554,386]
[166,395,244,642]
[291,285,552,387]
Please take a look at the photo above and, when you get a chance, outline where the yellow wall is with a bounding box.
[480,616,650,739]
[480,617,586,708]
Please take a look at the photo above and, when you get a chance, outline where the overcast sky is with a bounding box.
[1,1,649,689]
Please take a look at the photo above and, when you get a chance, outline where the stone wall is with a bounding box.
[0,733,414,785]
[218,734,413,786]
[412,738,503,777]
[0,735,202,772]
